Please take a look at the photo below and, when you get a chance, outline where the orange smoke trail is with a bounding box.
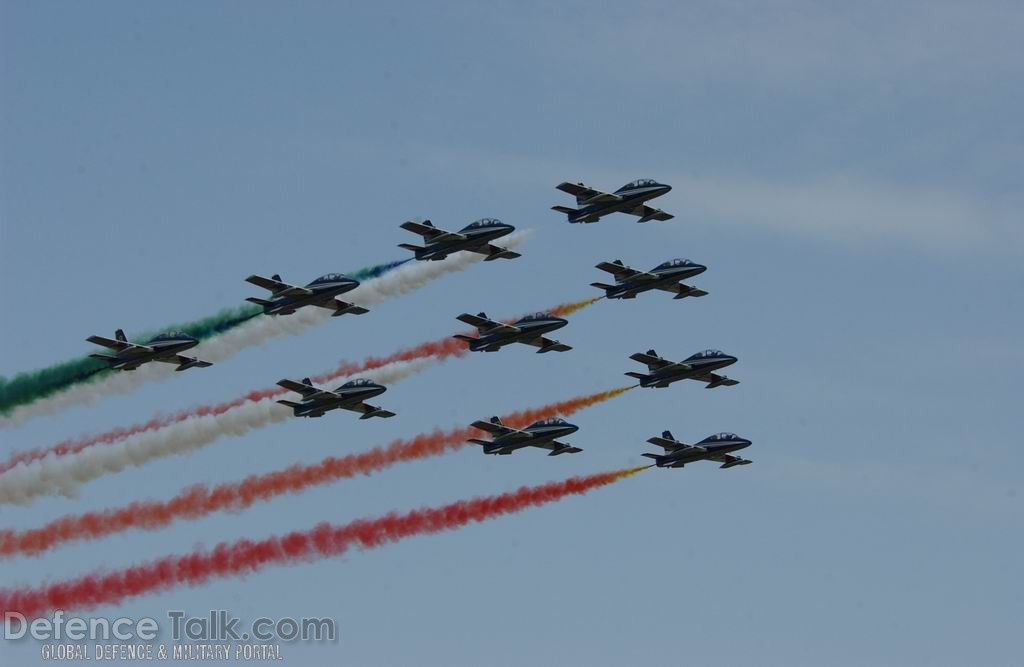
[0,466,645,617]
[549,297,602,317]
[0,387,632,558]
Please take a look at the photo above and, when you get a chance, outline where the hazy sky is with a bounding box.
[1,2,1021,665]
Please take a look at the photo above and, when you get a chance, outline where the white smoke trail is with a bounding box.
[0,357,436,506]
[0,232,528,429]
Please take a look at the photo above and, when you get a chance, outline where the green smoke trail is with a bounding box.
[0,260,407,417]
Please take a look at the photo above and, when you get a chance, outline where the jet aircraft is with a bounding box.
[399,218,521,262]
[552,179,673,223]
[626,349,739,389]
[453,312,571,353]
[592,258,708,300]
[275,377,395,419]
[86,329,213,372]
[244,273,368,317]
[643,430,753,469]
[468,416,582,456]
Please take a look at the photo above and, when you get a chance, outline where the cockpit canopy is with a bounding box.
[463,218,505,229]
[308,273,350,286]
[342,378,375,387]
[616,178,659,192]
[655,258,694,270]
[150,331,191,342]
[707,432,740,441]
[518,312,555,322]
[687,349,725,360]
[533,417,569,427]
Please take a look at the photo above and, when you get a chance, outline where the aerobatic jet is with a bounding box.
[592,258,708,301]
[244,273,368,317]
[642,430,753,469]
[468,416,583,456]
[275,377,395,419]
[626,349,739,389]
[86,329,213,372]
[398,218,521,262]
[453,311,571,353]
[552,179,673,223]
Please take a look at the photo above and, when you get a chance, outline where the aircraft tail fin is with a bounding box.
[590,282,616,297]
[115,329,127,343]
[551,205,577,215]
[625,371,648,381]
[245,297,273,307]
[398,243,424,252]
[641,452,665,464]
[89,353,117,363]
[490,416,503,426]
[452,334,476,343]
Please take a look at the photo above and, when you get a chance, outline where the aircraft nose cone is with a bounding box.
[660,184,672,193]
[738,439,752,449]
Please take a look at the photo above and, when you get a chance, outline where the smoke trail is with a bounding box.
[0,466,645,616]
[0,239,525,429]
[0,387,631,557]
[0,289,589,476]
[0,359,436,506]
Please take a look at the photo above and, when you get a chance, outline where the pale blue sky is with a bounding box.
[1,2,1022,665]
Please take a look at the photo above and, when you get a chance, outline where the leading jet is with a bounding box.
[643,430,753,469]
[468,416,583,456]
[86,329,213,372]
[626,349,739,389]
[552,179,673,223]
[592,258,708,301]
[453,311,572,353]
[244,273,368,317]
[399,218,521,262]
[275,377,395,419]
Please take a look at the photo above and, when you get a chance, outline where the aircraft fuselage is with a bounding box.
[570,184,671,223]
[471,317,567,351]
[655,437,752,467]
[642,355,737,388]
[262,278,359,315]
[418,224,514,260]
[291,384,386,418]
[607,265,706,299]
[489,423,579,454]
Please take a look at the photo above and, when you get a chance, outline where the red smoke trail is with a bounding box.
[0,299,596,475]
[0,388,630,559]
[0,466,645,617]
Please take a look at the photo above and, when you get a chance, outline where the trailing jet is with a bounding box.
[468,416,582,456]
[643,430,752,469]
[244,273,368,317]
[626,349,739,389]
[86,329,213,372]
[552,179,673,223]
[275,377,395,419]
[592,258,708,301]
[399,218,521,262]
[453,312,571,353]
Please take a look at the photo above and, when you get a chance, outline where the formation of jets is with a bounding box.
[87,329,213,372]
[82,177,754,463]
[592,258,708,301]
[275,377,395,420]
[245,273,368,317]
[453,311,572,353]
[552,179,674,224]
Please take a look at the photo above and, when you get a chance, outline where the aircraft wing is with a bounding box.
[629,351,675,369]
[245,275,312,297]
[530,439,583,455]
[344,402,396,419]
[655,282,709,298]
[523,336,572,353]
[694,372,740,388]
[709,453,752,468]
[313,298,370,316]
[400,220,465,244]
[152,354,213,370]
[628,204,674,223]
[556,182,620,205]
[467,243,521,260]
[456,313,518,335]
[470,419,522,437]
[86,335,145,353]
[276,378,330,399]
[595,261,648,281]
[646,436,690,452]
